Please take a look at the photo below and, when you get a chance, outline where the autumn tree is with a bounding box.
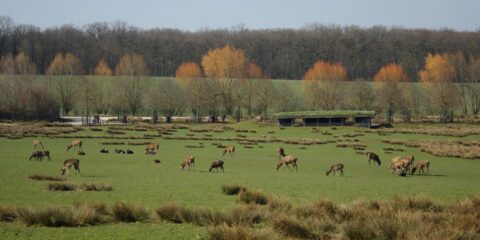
[374,63,409,124]
[303,60,348,110]
[46,53,82,75]
[175,62,202,79]
[93,59,112,76]
[419,53,457,122]
[201,45,247,117]
[115,53,149,115]
[246,63,264,79]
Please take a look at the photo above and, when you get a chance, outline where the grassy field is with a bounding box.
[0,121,479,239]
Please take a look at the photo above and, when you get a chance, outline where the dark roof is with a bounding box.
[273,110,375,119]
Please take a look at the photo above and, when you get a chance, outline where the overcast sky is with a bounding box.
[1,0,479,31]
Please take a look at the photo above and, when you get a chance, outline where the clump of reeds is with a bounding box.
[29,175,65,181]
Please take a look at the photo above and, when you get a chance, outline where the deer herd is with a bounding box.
[28,136,431,177]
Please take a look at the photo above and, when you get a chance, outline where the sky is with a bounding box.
[1,0,479,31]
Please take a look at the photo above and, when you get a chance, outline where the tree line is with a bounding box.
[0,45,479,123]
[1,16,480,80]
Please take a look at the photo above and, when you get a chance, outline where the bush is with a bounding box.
[112,202,149,222]
[222,184,247,195]
[79,183,113,191]
[237,190,269,205]
[273,215,316,239]
[16,205,105,227]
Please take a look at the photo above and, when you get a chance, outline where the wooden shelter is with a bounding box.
[273,110,375,128]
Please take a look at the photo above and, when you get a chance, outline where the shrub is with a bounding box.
[222,184,247,195]
[112,202,149,222]
[16,205,104,227]
[237,190,269,205]
[79,183,113,191]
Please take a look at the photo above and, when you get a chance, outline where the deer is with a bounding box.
[277,147,286,158]
[366,151,381,166]
[209,160,224,172]
[67,140,82,152]
[276,155,298,171]
[326,163,344,176]
[61,159,80,176]
[411,160,430,175]
[32,140,44,150]
[145,143,159,154]
[181,155,195,171]
[29,150,50,161]
[222,145,235,157]
[389,155,415,174]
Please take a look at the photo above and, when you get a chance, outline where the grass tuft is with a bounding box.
[237,190,269,205]
[112,202,149,222]
[0,205,17,222]
[222,184,247,195]
[29,175,66,181]
[207,224,272,240]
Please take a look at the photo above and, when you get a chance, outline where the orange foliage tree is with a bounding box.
[302,60,348,110]
[246,63,264,79]
[0,53,36,74]
[201,45,247,117]
[46,53,82,75]
[419,53,457,122]
[93,59,112,76]
[175,62,202,79]
[115,53,149,76]
[373,63,410,124]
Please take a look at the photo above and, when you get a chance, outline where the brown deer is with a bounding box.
[326,163,344,176]
[222,145,235,157]
[277,147,286,158]
[29,150,51,161]
[389,155,415,174]
[209,160,224,172]
[411,160,430,175]
[61,159,80,176]
[32,140,44,150]
[276,155,298,171]
[181,155,195,170]
[144,143,159,154]
[67,140,82,152]
[366,151,381,166]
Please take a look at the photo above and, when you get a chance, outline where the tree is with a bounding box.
[466,55,480,114]
[175,62,202,79]
[114,53,149,76]
[46,53,83,75]
[275,82,300,112]
[350,79,375,110]
[255,79,276,121]
[176,62,203,121]
[448,51,468,114]
[149,79,186,119]
[302,60,348,110]
[114,53,148,115]
[246,63,264,79]
[419,53,457,122]
[201,45,248,116]
[93,59,113,76]
[374,63,409,124]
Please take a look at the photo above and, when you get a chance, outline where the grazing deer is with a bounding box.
[144,143,159,154]
[389,160,408,175]
[411,160,430,175]
[29,151,43,161]
[326,163,344,176]
[389,155,414,173]
[276,155,298,171]
[277,147,286,158]
[366,151,381,166]
[222,145,235,157]
[42,151,51,161]
[209,160,224,172]
[67,140,82,152]
[181,155,195,170]
[61,159,80,176]
[32,140,44,150]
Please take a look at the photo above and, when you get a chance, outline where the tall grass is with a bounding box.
[47,182,113,191]
[237,190,269,205]
[0,205,17,222]
[111,202,149,222]
[28,175,66,181]
[222,184,247,195]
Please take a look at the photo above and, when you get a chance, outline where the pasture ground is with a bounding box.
[0,121,479,239]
